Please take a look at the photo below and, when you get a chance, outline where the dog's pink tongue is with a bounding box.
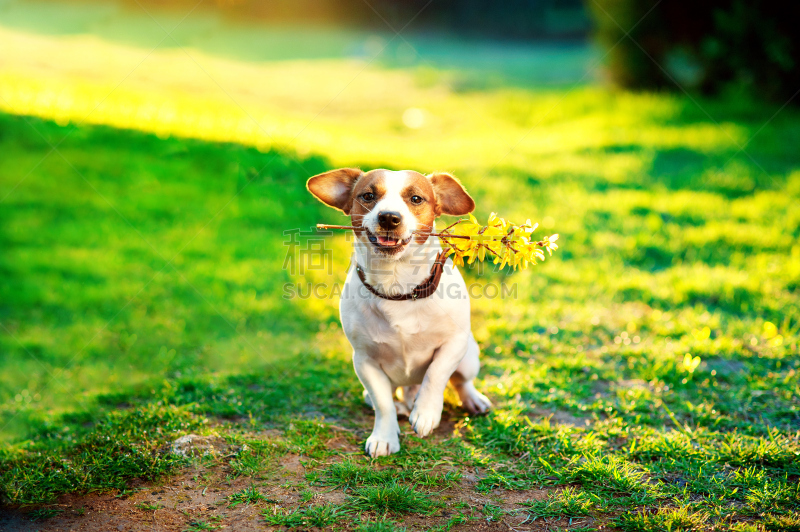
[378,235,398,246]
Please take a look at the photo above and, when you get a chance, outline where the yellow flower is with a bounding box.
[439,213,559,270]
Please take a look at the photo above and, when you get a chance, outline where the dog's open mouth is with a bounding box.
[365,229,412,251]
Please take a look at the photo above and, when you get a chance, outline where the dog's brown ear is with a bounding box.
[307,168,363,214]
[429,172,475,216]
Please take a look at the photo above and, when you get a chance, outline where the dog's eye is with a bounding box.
[410,195,424,205]
[361,192,375,202]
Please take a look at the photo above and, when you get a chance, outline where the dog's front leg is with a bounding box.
[409,335,469,437]
[354,352,401,457]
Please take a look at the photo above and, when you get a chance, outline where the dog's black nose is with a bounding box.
[378,211,402,230]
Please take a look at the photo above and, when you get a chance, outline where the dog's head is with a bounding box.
[307,168,474,259]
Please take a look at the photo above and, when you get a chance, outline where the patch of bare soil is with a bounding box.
[1,468,277,532]
[0,420,573,531]
[0,432,309,532]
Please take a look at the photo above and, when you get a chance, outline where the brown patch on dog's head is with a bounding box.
[306,168,363,214]
[348,169,389,230]
[400,171,437,244]
[429,172,475,216]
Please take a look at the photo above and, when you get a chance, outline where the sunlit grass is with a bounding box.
[0,24,751,177]
[1,4,799,527]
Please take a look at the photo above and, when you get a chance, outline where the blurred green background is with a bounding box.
[1,0,798,468]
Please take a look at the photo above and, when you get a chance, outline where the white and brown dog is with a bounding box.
[307,168,492,457]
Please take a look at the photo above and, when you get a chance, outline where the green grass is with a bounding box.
[355,518,408,532]
[227,485,275,508]
[615,506,710,532]
[520,487,597,519]
[135,501,163,511]
[0,402,200,504]
[321,460,461,489]
[184,516,223,532]
[26,507,63,520]
[1,7,800,529]
[348,483,440,515]
[262,503,350,528]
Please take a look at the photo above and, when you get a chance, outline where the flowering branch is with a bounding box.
[316,212,559,270]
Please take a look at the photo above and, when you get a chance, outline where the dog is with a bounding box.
[307,168,492,457]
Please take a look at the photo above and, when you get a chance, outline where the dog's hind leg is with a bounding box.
[364,388,413,417]
[450,335,492,415]
[394,385,419,417]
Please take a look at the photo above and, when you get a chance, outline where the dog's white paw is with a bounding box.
[399,385,419,412]
[460,389,492,415]
[409,405,441,438]
[365,432,400,457]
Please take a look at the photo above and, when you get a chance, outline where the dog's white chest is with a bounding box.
[339,248,471,387]
[343,296,456,386]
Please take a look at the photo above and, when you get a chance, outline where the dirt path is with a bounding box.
[0,424,596,532]
[1,481,579,532]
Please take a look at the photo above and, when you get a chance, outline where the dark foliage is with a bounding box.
[588,0,800,103]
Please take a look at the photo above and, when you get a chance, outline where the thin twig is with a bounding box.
[316,224,361,230]
[315,224,521,241]
[431,233,473,239]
